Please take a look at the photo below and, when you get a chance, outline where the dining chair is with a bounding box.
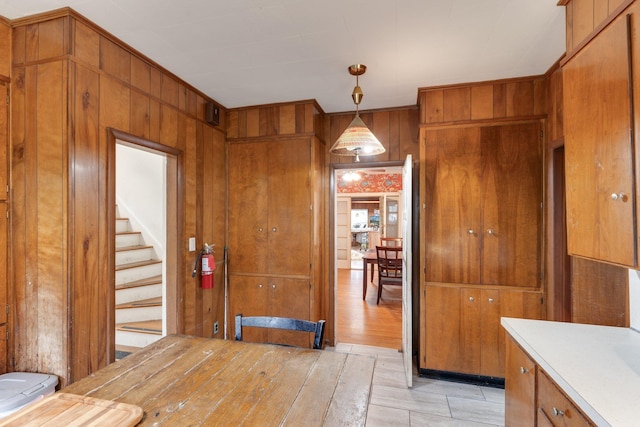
[375,245,403,305]
[234,314,326,349]
[380,237,402,247]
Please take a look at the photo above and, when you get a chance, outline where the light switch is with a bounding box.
[189,237,196,252]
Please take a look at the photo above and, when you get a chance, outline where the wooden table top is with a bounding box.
[61,335,375,426]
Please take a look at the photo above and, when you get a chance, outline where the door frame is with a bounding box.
[107,128,183,360]
[328,160,407,346]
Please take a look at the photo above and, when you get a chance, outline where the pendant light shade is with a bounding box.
[330,114,385,161]
[330,64,385,162]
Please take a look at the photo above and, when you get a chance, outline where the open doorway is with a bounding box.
[333,164,404,350]
[108,130,181,359]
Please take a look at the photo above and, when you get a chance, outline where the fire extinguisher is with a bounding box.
[192,243,216,289]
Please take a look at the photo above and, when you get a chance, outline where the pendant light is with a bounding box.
[330,64,385,162]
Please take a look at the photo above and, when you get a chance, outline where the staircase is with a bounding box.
[115,209,164,357]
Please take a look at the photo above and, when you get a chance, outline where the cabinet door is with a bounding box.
[481,289,543,377]
[425,285,481,375]
[228,142,269,274]
[425,285,463,372]
[0,82,6,201]
[267,139,311,276]
[564,16,635,266]
[268,278,310,347]
[424,128,483,284]
[229,275,269,343]
[505,337,536,426]
[482,123,542,287]
[0,202,5,325]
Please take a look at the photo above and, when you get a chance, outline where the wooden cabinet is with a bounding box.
[505,337,537,426]
[0,81,7,201]
[425,285,542,377]
[505,333,595,427]
[227,134,323,347]
[0,80,6,373]
[421,120,542,378]
[537,370,594,426]
[423,122,542,287]
[228,138,311,276]
[229,276,310,347]
[563,7,637,267]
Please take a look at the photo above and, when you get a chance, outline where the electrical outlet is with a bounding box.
[213,321,219,335]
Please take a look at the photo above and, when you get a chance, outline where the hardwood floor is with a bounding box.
[336,268,402,350]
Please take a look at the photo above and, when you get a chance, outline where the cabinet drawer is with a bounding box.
[537,370,594,426]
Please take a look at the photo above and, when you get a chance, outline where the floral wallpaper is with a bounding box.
[337,172,402,193]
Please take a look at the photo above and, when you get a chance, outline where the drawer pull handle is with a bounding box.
[258,227,263,232]
[468,296,475,302]
[519,366,528,374]
[552,407,565,417]
[488,298,494,303]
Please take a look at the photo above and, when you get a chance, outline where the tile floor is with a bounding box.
[333,343,505,427]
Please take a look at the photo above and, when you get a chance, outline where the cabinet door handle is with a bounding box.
[519,366,529,374]
[468,296,475,302]
[488,298,494,303]
[487,228,497,236]
[258,227,263,232]
[611,192,629,202]
[272,227,277,232]
[258,284,263,288]
[467,229,476,236]
[271,284,276,289]
[552,407,565,417]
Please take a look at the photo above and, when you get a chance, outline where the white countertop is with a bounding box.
[501,318,640,427]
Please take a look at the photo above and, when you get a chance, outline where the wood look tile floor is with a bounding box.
[335,269,505,426]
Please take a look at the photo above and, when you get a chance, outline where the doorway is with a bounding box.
[333,164,404,349]
[108,129,181,358]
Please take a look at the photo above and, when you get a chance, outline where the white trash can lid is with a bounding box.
[0,372,59,414]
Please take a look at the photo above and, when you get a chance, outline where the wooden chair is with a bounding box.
[375,246,403,305]
[234,314,326,349]
[380,237,402,247]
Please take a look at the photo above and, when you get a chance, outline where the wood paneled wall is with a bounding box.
[226,100,324,141]
[418,77,546,126]
[327,107,420,164]
[10,9,226,385]
[0,18,9,79]
[560,0,631,54]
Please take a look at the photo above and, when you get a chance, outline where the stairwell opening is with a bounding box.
[110,131,181,360]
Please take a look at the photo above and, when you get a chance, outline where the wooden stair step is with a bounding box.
[116,244,153,253]
[116,259,162,271]
[116,320,162,335]
[116,275,162,290]
[116,297,162,310]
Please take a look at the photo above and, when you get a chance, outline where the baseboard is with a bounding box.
[418,368,505,389]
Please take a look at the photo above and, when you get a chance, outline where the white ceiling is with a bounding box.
[0,0,566,113]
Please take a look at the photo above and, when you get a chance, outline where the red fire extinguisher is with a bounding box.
[192,243,216,289]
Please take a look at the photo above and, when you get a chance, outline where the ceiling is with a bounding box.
[0,0,566,113]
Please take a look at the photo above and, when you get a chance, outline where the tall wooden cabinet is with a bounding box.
[424,123,542,287]
[421,120,543,378]
[563,3,640,268]
[227,130,324,348]
[0,79,7,373]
